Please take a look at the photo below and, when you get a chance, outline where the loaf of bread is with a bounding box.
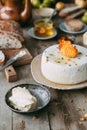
[0,32,22,49]
[0,20,24,42]
[0,50,5,65]
[65,19,83,31]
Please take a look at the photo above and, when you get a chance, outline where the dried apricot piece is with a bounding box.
[60,44,78,58]
[59,38,71,50]
[39,27,46,34]
[58,37,78,58]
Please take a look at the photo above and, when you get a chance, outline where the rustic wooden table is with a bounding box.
[0,10,87,130]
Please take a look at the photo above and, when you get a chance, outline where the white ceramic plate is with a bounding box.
[5,84,51,113]
[31,54,87,90]
[28,27,57,40]
[59,22,87,34]
[33,8,57,17]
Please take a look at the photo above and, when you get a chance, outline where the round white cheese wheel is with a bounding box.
[41,44,87,84]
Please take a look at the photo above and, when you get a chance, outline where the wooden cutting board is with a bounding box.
[1,47,33,82]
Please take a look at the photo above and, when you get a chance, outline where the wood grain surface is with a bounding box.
[0,8,87,130]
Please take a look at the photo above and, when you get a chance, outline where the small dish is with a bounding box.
[5,84,51,113]
[59,22,87,34]
[28,27,57,40]
[33,8,57,17]
[31,54,87,90]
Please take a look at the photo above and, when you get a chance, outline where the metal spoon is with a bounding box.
[46,9,57,23]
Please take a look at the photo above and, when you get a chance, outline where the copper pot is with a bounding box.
[0,0,32,25]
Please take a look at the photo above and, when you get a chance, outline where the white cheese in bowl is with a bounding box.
[9,87,37,112]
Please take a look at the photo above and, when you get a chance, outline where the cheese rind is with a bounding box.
[41,44,87,84]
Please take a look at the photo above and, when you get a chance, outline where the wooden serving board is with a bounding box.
[1,47,33,82]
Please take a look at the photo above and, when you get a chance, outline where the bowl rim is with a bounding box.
[33,8,57,17]
[5,83,51,113]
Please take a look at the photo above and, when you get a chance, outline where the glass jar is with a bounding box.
[34,19,54,37]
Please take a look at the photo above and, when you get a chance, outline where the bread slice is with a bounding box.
[0,50,5,65]
[66,9,86,20]
[0,32,22,49]
[59,6,81,17]
[65,19,84,31]
[0,20,24,42]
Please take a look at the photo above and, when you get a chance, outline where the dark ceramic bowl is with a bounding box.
[5,84,51,114]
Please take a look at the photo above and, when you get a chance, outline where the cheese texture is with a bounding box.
[9,87,37,112]
[83,31,87,46]
[41,44,87,84]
